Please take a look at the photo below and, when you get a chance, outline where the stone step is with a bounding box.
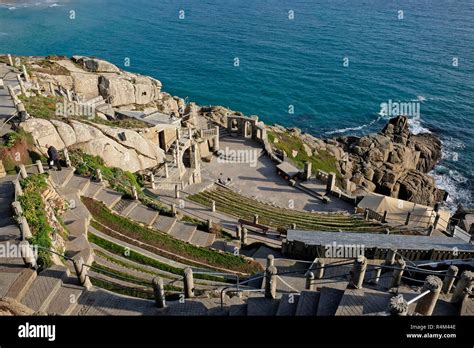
[83,181,104,198]
[5,268,37,301]
[94,188,123,208]
[335,288,391,316]
[276,293,300,316]
[45,281,83,315]
[189,229,214,247]
[49,168,75,188]
[0,269,23,298]
[316,286,345,316]
[61,175,91,195]
[295,290,320,316]
[126,204,159,226]
[20,265,69,312]
[228,303,247,316]
[113,199,137,216]
[168,222,196,243]
[246,297,280,316]
[153,215,177,233]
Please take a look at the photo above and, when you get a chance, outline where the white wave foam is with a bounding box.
[431,166,472,212]
[324,116,382,135]
[407,115,431,135]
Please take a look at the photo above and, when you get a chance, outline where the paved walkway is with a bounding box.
[0,63,19,137]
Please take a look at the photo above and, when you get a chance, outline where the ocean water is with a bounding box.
[0,0,472,210]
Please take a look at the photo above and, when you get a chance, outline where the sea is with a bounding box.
[0,0,472,210]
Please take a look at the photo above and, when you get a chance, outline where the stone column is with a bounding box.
[442,265,459,294]
[175,185,180,199]
[14,180,22,196]
[265,265,278,299]
[131,186,138,200]
[11,201,23,217]
[96,169,103,182]
[291,223,297,230]
[241,227,248,245]
[214,126,220,151]
[235,225,242,240]
[390,259,406,288]
[451,271,473,303]
[266,254,274,269]
[73,256,92,289]
[207,218,213,232]
[183,267,194,298]
[384,249,397,266]
[150,173,156,190]
[35,160,44,174]
[63,148,71,167]
[304,161,312,181]
[19,164,27,179]
[253,214,259,225]
[19,216,32,240]
[171,203,177,216]
[22,65,30,83]
[326,172,336,192]
[66,89,72,102]
[415,275,442,316]
[152,277,166,308]
[7,54,13,67]
[388,294,408,316]
[17,74,26,95]
[351,255,367,289]
[211,200,216,212]
[0,78,4,90]
[306,271,315,291]
[19,241,37,269]
[164,163,169,178]
[315,259,325,279]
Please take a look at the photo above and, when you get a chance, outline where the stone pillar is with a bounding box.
[303,161,312,181]
[350,255,367,289]
[388,294,408,316]
[432,214,440,230]
[175,185,180,199]
[415,275,442,316]
[211,200,216,212]
[19,216,32,240]
[7,54,13,67]
[164,163,169,178]
[22,65,30,83]
[19,241,37,269]
[0,78,3,90]
[183,267,194,298]
[241,227,248,245]
[384,249,397,266]
[14,180,22,196]
[306,272,315,291]
[19,164,27,179]
[152,277,166,308]
[131,186,138,200]
[442,265,459,294]
[235,225,242,239]
[214,126,220,151]
[265,265,278,299]
[171,203,177,216]
[176,128,181,141]
[11,201,23,217]
[291,223,297,230]
[66,89,72,102]
[150,173,156,190]
[17,74,26,95]
[35,160,44,174]
[63,148,71,167]
[96,169,103,182]
[390,259,406,288]
[253,214,259,225]
[207,218,213,232]
[370,267,382,285]
[49,82,56,96]
[326,172,336,192]
[266,254,274,269]
[73,256,92,289]
[451,271,473,303]
[315,259,325,279]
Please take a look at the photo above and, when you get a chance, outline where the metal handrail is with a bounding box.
[406,290,430,305]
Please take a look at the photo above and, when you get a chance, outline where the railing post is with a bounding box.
[96,168,103,182]
[73,256,92,289]
[152,277,166,308]
[211,200,216,212]
[315,259,325,279]
[388,294,408,316]
[184,267,195,298]
[22,65,30,83]
[451,271,473,303]
[241,227,248,245]
[150,173,156,190]
[442,265,459,294]
[306,271,315,291]
[19,216,32,240]
[19,164,28,179]
[265,265,278,299]
[171,203,177,217]
[364,209,369,221]
[17,74,27,95]
[131,185,138,200]
[370,267,382,285]
[49,82,56,96]
[19,241,37,269]
[14,180,23,196]
[390,259,406,288]
[384,248,397,266]
[11,201,23,217]
[266,254,274,269]
[207,218,213,232]
[214,126,220,151]
[291,223,296,230]
[35,160,44,174]
[253,214,259,225]
[415,275,442,316]
[235,225,242,240]
[7,54,13,67]
[175,184,180,199]
[164,163,169,178]
[350,255,367,289]
[63,148,71,167]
